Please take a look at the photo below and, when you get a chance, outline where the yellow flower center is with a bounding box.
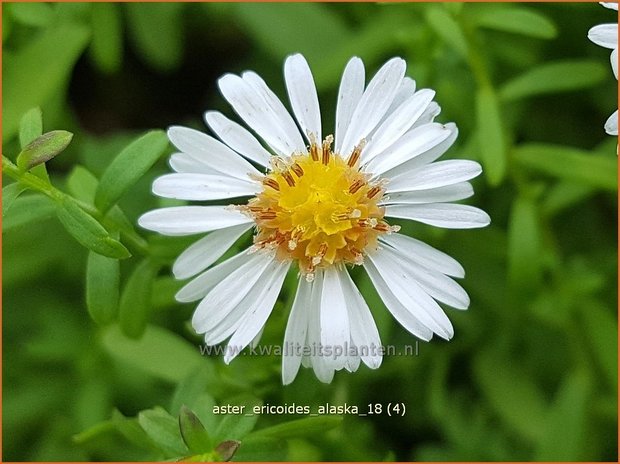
[243,136,399,280]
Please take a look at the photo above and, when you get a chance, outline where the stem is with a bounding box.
[3,155,149,256]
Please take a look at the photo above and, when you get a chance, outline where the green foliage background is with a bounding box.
[3,2,618,461]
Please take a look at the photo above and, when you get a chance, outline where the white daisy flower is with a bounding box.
[138,54,490,384]
[588,2,618,135]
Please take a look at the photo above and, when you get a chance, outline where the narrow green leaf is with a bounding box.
[86,250,120,325]
[507,196,542,294]
[512,144,617,191]
[179,405,213,454]
[247,415,343,440]
[125,3,183,72]
[425,6,468,58]
[138,407,188,458]
[578,302,617,390]
[90,3,123,74]
[214,396,262,441]
[101,325,206,383]
[55,198,130,259]
[118,259,159,339]
[3,194,55,231]
[535,371,591,460]
[8,2,54,28]
[476,86,506,186]
[473,350,548,443]
[17,130,73,170]
[2,182,26,218]
[94,130,168,213]
[18,107,43,148]
[231,435,286,461]
[229,3,351,66]
[3,24,90,140]
[499,60,607,102]
[170,367,214,416]
[473,7,557,39]
[541,182,594,217]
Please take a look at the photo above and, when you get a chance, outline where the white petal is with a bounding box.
[338,268,382,369]
[176,251,252,302]
[611,48,618,79]
[320,267,350,370]
[386,77,417,116]
[307,270,336,383]
[411,101,441,129]
[385,203,491,229]
[605,109,618,135]
[381,246,470,310]
[340,58,406,156]
[191,252,274,331]
[367,252,454,339]
[380,182,474,205]
[284,54,322,142]
[204,111,272,167]
[386,160,482,193]
[282,278,312,385]
[382,123,459,178]
[242,71,307,153]
[138,206,252,236]
[379,233,465,278]
[363,89,436,163]
[172,223,252,279]
[365,123,452,176]
[363,259,433,341]
[223,260,290,364]
[152,173,259,201]
[218,74,301,157]
[588,23,618,49]
[601,2,619,10]
[335,57,365,153]
[167,126,261,180]
[169,152,221,175]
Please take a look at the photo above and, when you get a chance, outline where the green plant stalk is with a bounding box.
[3,155,149,255]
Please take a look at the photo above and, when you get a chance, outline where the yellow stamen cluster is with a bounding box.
[241,136,400,280]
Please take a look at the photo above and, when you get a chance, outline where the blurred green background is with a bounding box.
[3,2,618,461]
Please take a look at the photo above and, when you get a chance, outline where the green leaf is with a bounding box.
[473,7,557,39]
[425,6,468,58]
[8,2,55,28]
[125,3,183,72]
[118,259,159,339]
[55,197,131,259]
[86,250,120,325]
[138,407,188,458]
[535,371,591,460]
[512,144,617,191]
[94,130,168,214]
[499,60,607,102]
[17,130,73,170]
[473,350,548,443]
[3,24,90,140]
[507,196,542,294]
[214,440,240,461]
[179,406,213,454]
[89,3,123,74]
[2,182,26,218]
[229,3,350,66]
[232,435,287,461]
[170,367,214,416]
[578,302,617,390]
[247,415,343,440]
[476,86,506,186]
[541,182,594,217]
[214,396,263,441]
[3,193,55,231]
[101,325,206,383]
[19,107,43,148]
